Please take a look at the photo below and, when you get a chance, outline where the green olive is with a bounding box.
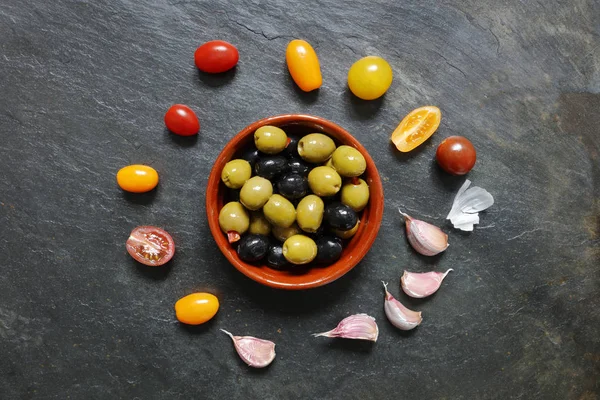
[221,159,252,189]
[324,158,334,169]
[308,166,342,197]
[249,211,271,236]
[331,145,366,177]
[282,234,317,265]
[254,125,288,154]
[272,223,301,242]
[296,195,324,233]
[218,202,250,240]
[263,194,296,228]
[240,176,273,210]
[333,219,360,239]
[298,133,336,163]
[341,179,370,212]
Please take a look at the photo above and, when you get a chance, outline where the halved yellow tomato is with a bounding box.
[391,106,442,152]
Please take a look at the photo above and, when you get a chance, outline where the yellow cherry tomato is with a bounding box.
[286,39,322,92]
[116,165,159,193]
[391,106,441,152]
[175,293,219,325]
[347,56,393,100]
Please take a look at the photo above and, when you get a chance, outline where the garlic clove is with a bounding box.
[399,210,448,256]
[312,313,379,342]
[220,329,276,368]
[382,282,422,330]
[401,269,453,298]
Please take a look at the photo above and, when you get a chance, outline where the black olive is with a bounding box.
[255,156,289,180]
[236,234,269,262]
[276,173,308,200]
[283,136,299,158]
[315,236,343,264]
[225,189,240,202]
[324,202,358,230]
[266,243,288,269]
[287,157,311,176]
[239,145,260,168]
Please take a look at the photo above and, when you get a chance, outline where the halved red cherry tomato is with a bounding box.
[164,104,199,136]
[194,40,239,73]
[126,226,175,266]
[436,136,477,175]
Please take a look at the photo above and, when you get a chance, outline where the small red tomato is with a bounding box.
[194,40,239,73]
[436,136,477,175]
[164,104,199,136]
[126,226,175,266]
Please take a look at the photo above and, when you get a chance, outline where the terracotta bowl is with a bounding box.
[206,114,384,290]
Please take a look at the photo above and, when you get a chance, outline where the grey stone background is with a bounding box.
[0,0,598,399]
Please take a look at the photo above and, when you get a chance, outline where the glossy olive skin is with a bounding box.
[249,211,271,236]
[282,234,318,265]
[333,219,360,239]
[218,201,250,236]
[254,125,288,154]
[288,157,311,176]
[298,133,336,163]
[296,194,324,233]
[272,223,301,242]
[255,156,289,180]
[308,166,342,197]
[239,145,261,168]
[266,244,288,269]
[324,202,358,230]
[315,236,343,264]
[283,136,299,158]
[240,176,273,210]
[263,194,296,228]
[331,145,366,177]
[236,234,269,262]
[341,178,370,212]
[277,173,308,200]
[221,159,252,189]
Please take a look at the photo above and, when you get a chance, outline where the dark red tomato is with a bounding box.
[194,40,239,73]
[436,136,477,175]
[126,226,175,266]
[164,104,199,136]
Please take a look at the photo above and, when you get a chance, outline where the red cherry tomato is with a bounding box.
[164,104,199,136]
[126,226,175,266]
[194,40,239,73]
[436,136,477,175]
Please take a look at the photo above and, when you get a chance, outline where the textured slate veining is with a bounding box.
[0,0,598,398]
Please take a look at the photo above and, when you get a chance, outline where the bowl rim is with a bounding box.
[206,114,384,290]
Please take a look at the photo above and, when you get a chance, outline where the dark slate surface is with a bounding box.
[1,0,599,398]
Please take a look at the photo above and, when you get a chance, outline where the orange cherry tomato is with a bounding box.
[285,39,322,92]
[117,165,159,193]
[391,106,442,152]
[175,293,219,325]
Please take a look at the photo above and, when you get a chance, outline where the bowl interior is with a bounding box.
[206,115,384,290]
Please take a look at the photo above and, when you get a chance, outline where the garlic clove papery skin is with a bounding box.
[221,329,276,368]
[382,282,423,330]
[446,180,494,231]
[312,313,379,342]
[399,210,449,256]
[401,269,453,298]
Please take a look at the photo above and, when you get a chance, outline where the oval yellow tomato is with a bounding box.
[347,56,393,100]
[116,165,159,193]
[286,39,322,92]
[391,106,442,152]
[175,293,219,325]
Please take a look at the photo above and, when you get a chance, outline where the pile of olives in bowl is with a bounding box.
[218,125,371,269]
